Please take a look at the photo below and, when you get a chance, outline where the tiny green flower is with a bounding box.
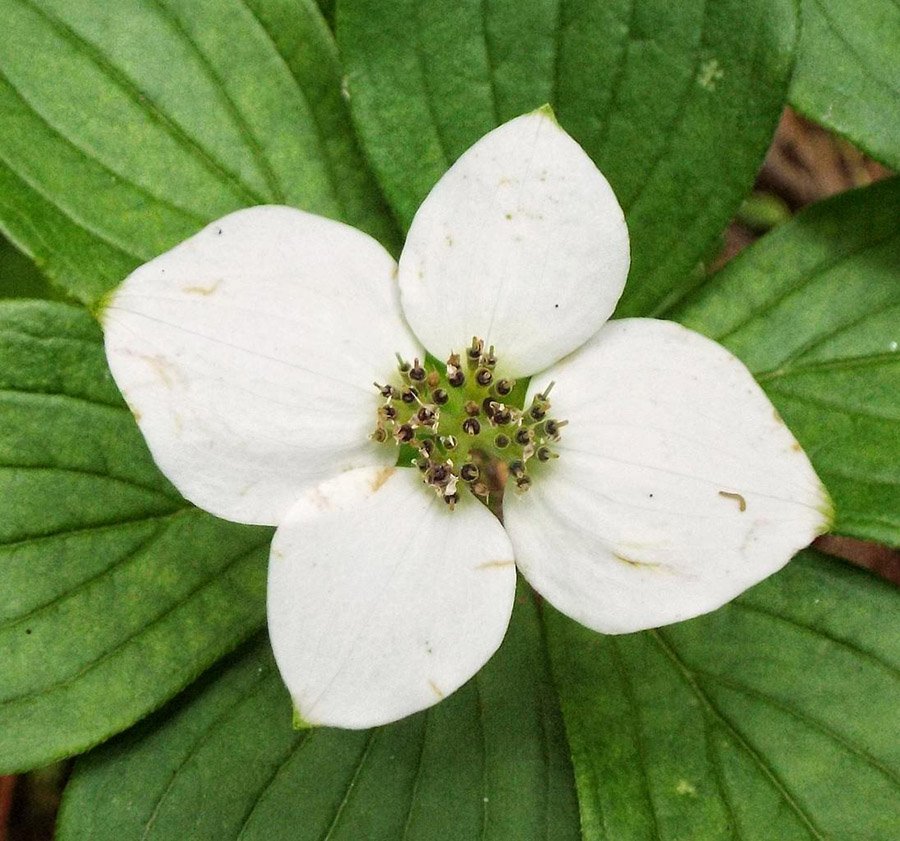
[101,108,832,729]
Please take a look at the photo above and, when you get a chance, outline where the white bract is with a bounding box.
[102,108,832,729]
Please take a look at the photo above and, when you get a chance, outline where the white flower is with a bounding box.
[101,108,832,729]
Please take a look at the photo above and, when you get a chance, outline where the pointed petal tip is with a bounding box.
[291,705,315,731]
[533,102,559,123]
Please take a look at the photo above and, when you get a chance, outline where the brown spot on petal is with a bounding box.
[613,552,665,571]
[370,467,394,493]
[476,559,515,570]
[718,490,747,511]
[428,680,444,699]
[182,279,222,296]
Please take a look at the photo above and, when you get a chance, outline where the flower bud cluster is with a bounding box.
[372,338,565,508]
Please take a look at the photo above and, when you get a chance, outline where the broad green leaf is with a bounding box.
[673,178,900,546]
[0,300,271,773]
[790,0,900,170]
[0,0,397,306]
[337,0,796,316]
[547,550,900,841]
[57,587,580,841]
[0,233,64,301]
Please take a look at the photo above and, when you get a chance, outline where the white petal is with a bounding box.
[267,466,516,728]
[398,108,629,378]
[504,318,832,634]
[102,206,421,526]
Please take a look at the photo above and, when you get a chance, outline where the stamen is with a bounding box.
[475,367,493,387]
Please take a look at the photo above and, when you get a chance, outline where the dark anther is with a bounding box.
[376,382,396,398]
[464,400,480,417]
[495,379,514,396]
[467,337,483,364]
[442,435,458,450]
[417,438,435,457]
[493,405,512,425]
[529,404,546,421]
[495,433,510,449]
[475,367,493,387]
[462,417,481,436]
[380,405,397,420]
[409,359,426,381]
[444,492,460,507]
[430,463,450,484]
[460,463,480,482]
[371,427,388,443]
[448,368,465,387]
[544,418,568,439]
[482,346,497,369]
[416,406,436,425]
[516,475,532,491]
[396,424,415,443]
[401,387,418,403]
[537,446,554,462]
[515,428,532,446]
[508,459,526,478]
[432,388,449,405]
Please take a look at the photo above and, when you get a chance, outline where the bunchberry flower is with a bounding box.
[102,107,831,728]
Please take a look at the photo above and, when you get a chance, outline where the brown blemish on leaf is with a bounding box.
[613,552,664,571]
[719,490,747,511]
[476,559,515,570]
[428,680,445,699]
[182,279,222,296]
[370,467,394,493]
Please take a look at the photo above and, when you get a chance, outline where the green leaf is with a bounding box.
[337,0,796,316]
[0,0,398,307]
[790,0,900,170]
[0,300,272,773]
[673,178,900,546]
[57,586,580,841]
[0,233,65,301]
[547,550,900,840]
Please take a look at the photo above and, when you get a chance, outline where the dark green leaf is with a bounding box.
[57,586,580,841]
[547,550,900,840]
[673,178,900,546]
[0,300,271,773]
[0,0,397,306]
[790,0,900,170]
[337,0,796,316]
[0,233,65,301]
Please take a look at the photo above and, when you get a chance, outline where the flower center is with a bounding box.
[372,337,566,509]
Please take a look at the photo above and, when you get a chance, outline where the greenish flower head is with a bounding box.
[372,337,565,508]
